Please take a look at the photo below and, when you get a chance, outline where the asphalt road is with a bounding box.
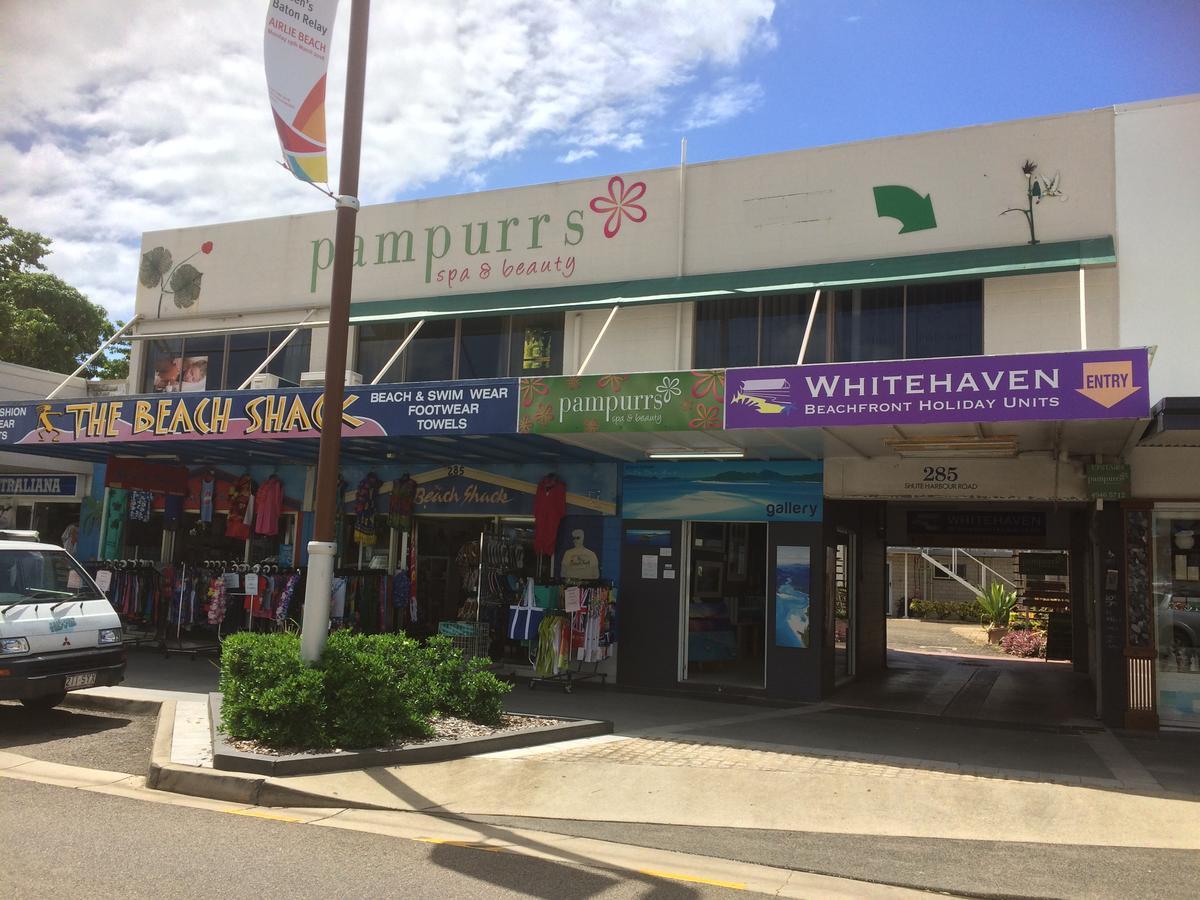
[0,701,156,773]
[0,779,755,900]
[465,815,1200,900]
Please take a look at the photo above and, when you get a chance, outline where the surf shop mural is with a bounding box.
[621,461,823,522]
[774,545,811,648]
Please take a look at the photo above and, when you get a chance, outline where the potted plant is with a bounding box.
[977,583,1017,643]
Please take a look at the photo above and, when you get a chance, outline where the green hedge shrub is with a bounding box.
[219,632,327,748]
[219,631,513,750]
[322,632,432,747]
[907,599,978,621]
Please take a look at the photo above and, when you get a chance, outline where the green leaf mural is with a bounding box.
[139,246,173,288]
[169,263,203,308]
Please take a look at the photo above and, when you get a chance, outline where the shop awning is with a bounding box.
[349,237,1116,322]
[1139,397,1200,447]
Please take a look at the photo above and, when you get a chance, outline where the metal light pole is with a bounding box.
[301,0,371,663]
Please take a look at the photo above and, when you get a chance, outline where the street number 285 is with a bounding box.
[922,466,959,482]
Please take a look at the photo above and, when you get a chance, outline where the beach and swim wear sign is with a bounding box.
[0,380,518,446]
[725,348,1150,430]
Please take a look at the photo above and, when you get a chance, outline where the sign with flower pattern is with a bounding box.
[518,370,726,434]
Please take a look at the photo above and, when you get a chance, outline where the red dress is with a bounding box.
[533,475,566,556]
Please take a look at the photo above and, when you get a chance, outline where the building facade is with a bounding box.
[2,94,1198,727]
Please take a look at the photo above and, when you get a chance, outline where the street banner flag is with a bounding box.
[264,0,340,184]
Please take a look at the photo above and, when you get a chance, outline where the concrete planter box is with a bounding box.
[209,693,612,777]
[987,626,1010,645]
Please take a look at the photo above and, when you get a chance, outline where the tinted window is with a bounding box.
[834,286,904,362]
[694,296,759,369]
[405,319,456,382]
[761,293,826,366]
[904,281,984,359]
[458,316,508,380]
[268,329,310,385]
[356,321,408,384]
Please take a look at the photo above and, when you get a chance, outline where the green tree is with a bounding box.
[0,215,128,378]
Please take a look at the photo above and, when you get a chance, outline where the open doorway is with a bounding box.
[889,547,1072,661]
[856,545,1092,725]
[684,521,767,689]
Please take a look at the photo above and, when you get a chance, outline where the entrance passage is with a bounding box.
[685,522,766,689]
[843,546,1092,725]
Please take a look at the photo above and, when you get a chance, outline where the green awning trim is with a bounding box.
[349,237,1116,323]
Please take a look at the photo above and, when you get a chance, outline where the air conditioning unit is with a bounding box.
[300,370,363,387]
[250,373,280,390]
[86,379,130,397]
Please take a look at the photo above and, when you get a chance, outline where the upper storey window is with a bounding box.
[693,280,982,369]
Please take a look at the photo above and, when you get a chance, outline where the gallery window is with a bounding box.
[141,329,310,393]
[692,280,982,369]
[356,313,564,383]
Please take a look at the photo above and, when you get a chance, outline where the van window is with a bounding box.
[0,549,104,605]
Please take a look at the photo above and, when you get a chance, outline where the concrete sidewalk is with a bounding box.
[93,678,1200,854]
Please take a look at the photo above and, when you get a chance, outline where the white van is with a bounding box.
[0,537,126,709]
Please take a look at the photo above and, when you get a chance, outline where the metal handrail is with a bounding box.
[954,547,1018,589]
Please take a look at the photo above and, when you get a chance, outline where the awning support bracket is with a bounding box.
[47,314,143,399]
[577,305,620,376]
[796,289,823,365]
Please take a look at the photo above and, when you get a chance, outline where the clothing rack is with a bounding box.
[159,559,300,657]
[476,533,530,662]
[84,559,164,647]
[529,582,616,693]
[332,566,404,634]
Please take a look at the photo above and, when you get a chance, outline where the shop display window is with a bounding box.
[1153,507,1200,727]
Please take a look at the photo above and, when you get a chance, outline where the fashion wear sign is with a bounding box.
[725,348,1150,430]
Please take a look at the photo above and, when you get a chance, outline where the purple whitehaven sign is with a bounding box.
[725,348,1151,430]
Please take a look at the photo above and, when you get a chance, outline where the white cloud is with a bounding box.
[683,78,764,130]
[558,149,598,164]
[0,1,775,322]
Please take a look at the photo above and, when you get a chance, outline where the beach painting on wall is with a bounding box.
[775,545,811,648]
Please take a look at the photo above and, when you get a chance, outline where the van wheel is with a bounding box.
[21,692,66,711]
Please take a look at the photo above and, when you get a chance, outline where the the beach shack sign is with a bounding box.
[0,380,517,446]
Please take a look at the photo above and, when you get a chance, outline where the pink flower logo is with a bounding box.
[589,175,647,239]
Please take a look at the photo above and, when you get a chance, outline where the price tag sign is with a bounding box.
[95,570,113,591]
[244,573,260,595]
[67,570,82,589]
[223,573,241,589]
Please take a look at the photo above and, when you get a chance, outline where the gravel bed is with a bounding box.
[227,713,569,757]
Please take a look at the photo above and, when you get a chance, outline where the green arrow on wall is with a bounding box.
[873,185,937,233]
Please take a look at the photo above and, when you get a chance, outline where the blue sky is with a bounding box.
[428,0,1200,199]
[1,1,1197,320]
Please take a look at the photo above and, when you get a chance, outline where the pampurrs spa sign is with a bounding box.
[725,348,1150,430]
[518,370,726,434]
[308,174,652,294]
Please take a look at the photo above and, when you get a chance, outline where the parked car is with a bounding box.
[1159,592,1199,648]
[0,537,126,709]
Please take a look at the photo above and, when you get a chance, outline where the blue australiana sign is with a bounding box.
[0,379,518,447]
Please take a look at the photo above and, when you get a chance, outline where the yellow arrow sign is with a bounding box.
[1076,360,1140,408]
